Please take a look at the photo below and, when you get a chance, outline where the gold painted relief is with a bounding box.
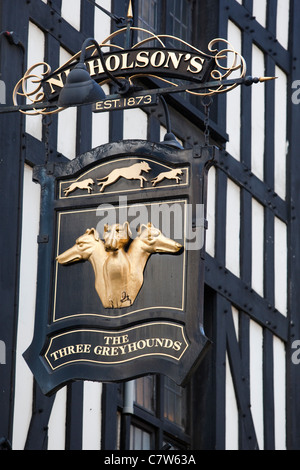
[97,161,151,192]
[64,178,95,196]
[59,158,188,199]
[56,222,182,309]
[151,169,183,186]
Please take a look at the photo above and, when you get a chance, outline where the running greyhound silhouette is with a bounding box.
[97,162,151,192]
[56,222,182,309]
[64,178,94,196]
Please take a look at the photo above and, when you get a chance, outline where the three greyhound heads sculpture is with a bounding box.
[56,222,182,309]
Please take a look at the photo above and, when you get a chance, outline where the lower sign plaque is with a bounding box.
[45,323,188,370]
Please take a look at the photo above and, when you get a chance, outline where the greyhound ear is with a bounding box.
[138,224,148,234]
[88,228,100,241]
[122,221,132,238]
[104,224,110,232]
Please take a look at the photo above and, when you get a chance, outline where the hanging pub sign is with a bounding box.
[24,141,218,395]
[12,27,250,115]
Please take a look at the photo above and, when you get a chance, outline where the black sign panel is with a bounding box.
[42,49,215,102]
[24,141,217,395]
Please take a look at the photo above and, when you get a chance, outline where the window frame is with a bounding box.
[116,375,191,450]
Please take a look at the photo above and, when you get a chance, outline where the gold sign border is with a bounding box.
[44,322,189,371]
[58,157,189,199]
[53,199,188,322]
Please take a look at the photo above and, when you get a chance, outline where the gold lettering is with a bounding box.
[137,340,146,349]
[47,72,66,94]
[164,52,184,70]
[110,347,119,356]
[50,351,59,361]
[104,335,129,345]
[173,341,182,351]
[118,344,127,354]
[135,50,150,68]
[106,54,121,72]
[187,56,204,74]
[150,51,165,68]
[111,99,120,108]
[50,343,91,361]
[96,101,104,110]
[87,58,104,76]
[94,345,102,355]
[121,52,134,70]
[104,100,112,109]
[127,342,138,353]
[83,344,91,353]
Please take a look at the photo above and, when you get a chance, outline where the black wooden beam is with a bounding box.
[205,254,288,342]
[24,381,55,450]
[225,302,259,450]
[0,0,28,445]
[224,0,289,73]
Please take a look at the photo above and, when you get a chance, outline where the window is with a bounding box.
[135,376,156,413]
[130,424,152,450]
[116,375,190,450]
[167,0,193,48]
[164,377,186,429]
[137,0,159,43]
[136,0,194,47]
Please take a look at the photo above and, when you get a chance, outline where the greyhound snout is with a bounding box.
[56,245,82,264]
[105,236,118,252]
[155,241,182,253]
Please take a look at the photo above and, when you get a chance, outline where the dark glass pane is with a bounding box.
[134,375,156,412]
[163,377,187,430]
[130,425,151,450]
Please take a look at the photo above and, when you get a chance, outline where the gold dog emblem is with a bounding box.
[56,222,182,309]
[151,169,183,187]
[97,161,151,192]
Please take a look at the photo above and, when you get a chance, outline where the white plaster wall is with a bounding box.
[92,85,110,148]
[225,306,239,450]
[274,66,287,200]
[249,320,264,449]
[95,0,112,43]
[226,178,240,278]
[47,387,67,450]
[124,108,148,140]
[251,45,265,182]
[61,0,81,31]
[252,0,267,28]
[25,22,45,141]
[274,217,287,316]
[251,198,264,297]
[226,21,242,161]
[273,336,286,450]
[225,353,239,450]
[82,381,102,450]
[206,166,216,257]
[12,165,40,450]
[276,0,290,50]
